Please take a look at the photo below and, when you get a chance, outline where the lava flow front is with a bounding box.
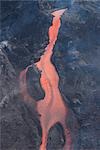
[19,9,72,150]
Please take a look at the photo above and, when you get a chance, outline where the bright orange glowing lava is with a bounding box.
[20,9,72,150]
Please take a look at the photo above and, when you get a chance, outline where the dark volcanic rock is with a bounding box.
[0,1,100,150]
[0,49,41,150]
[52,1,100,149]
[0,47,16,103]
[1,1,52,70]
[1,95,41,150]
[26,65,45,101]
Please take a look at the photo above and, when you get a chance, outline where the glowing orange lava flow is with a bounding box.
[20,9,72,150]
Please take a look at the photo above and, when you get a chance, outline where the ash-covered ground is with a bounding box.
[0,1,100,150]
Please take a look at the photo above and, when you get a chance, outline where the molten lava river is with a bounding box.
[20,9,72,150]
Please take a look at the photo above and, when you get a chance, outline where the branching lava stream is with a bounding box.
[20,9,72,150]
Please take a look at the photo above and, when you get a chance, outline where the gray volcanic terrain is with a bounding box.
[0,1,100,150]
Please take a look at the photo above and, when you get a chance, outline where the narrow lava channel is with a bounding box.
[19,9,72,150]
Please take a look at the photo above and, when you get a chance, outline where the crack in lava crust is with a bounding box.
[19,9,72,150]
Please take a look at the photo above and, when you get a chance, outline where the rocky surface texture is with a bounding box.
[0,0,100,150]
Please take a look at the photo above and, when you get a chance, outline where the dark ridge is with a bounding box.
[26,66,45,101]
